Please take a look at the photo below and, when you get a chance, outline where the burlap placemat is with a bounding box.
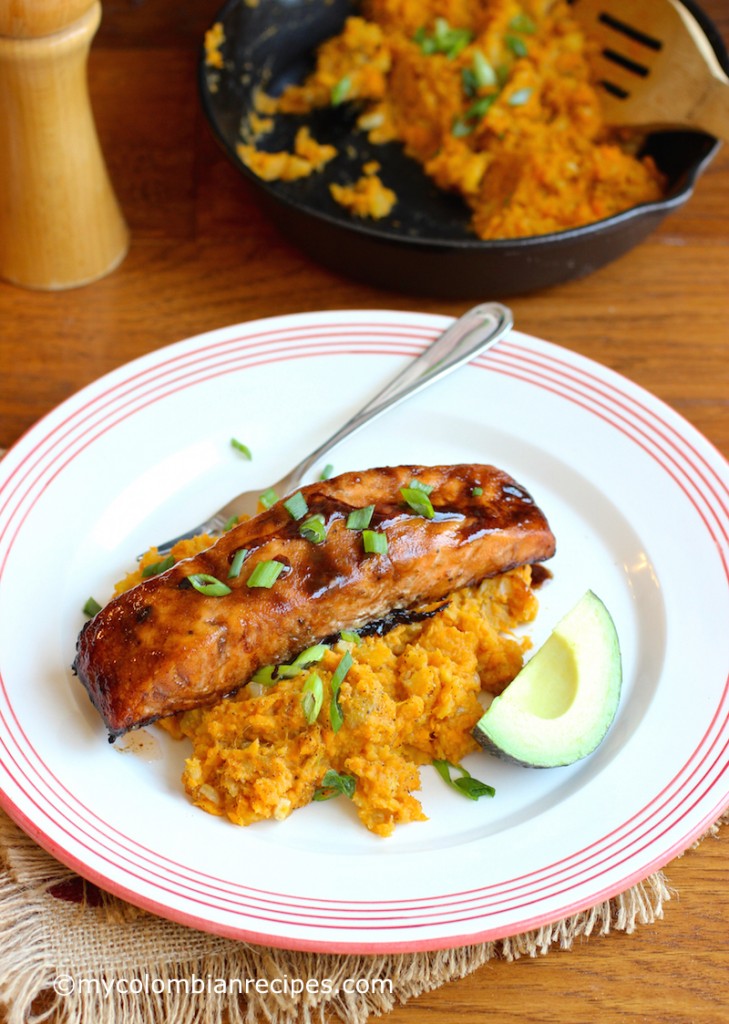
[1,807,726,1024]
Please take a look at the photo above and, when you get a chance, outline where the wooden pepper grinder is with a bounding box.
[0,0,128,289]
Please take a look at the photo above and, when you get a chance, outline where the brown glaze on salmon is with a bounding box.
[74,465,556,738]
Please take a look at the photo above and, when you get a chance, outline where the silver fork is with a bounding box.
[151,302,513,555]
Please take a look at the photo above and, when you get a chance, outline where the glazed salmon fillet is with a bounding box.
[74,464,556,738]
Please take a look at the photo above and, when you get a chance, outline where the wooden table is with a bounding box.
[1,2,727,1021]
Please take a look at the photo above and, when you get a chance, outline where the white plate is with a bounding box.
[1,310,727,953]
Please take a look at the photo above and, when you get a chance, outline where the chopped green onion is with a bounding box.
[472,49,497,88]
[507,86,533,106]
[259,487,279,509]
[283,491,309,521]
[509,12,537,34]
[415,19,473,59]
[496,61,511,86]
[434,17,473,58]
[505,34,528,58]
[222,515,238,532]
[252,644,330,686]
[362,529,388,555]
[227,547,249,578]
[471,486,483,496]
[432,759,495,801]
[409,478,434,495]
[246,559,285,588]
[230,438,252,459]
[313,768,356,801]
[468,94,498,119]
[301,673,324,724]
[299,513,327,544]
[83,596,102,617]
[452,93,498,136]
[339,630,362,645]
[331,75,351,105]
[141,554,175,578]
[400,485,435,519]
[346,504,375,531]
[461,67,478,98]
[330,650,353,733]
[186,573,232,597]
[281,644,329,678]
[250,664,278,686]
[413,25,437,54]
[330,649,353,690]
[320,463,334,481]
[452,117,474,138]
[445,30,472,58]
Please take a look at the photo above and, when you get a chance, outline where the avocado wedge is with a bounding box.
[473,590,621,767]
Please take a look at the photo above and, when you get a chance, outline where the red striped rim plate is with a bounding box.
[0,310,727,953]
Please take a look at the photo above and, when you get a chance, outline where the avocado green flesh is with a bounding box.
[473,590,621,768]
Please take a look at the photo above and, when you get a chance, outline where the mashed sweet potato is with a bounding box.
[120,540,540,836]
[239,0,664,237]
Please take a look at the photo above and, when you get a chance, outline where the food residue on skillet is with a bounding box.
[236,0,665,236]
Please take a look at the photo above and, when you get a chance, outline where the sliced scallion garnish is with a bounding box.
[505,34,528,58]
[339,630,361,645]
[222,515,238,532]
[246,559,285,588]
[141,554,175,578]
[331,75,351,106]
[508,86,533,106]
[409,478,434,495]
[230,438,252,459]
[471,486,483,496]
[452,117,474,138]
[301,673,324,724]
[416,18,474,59]
[509,12,537,34]
[251,644,329,686]
[320,463,334,480]
[186,573,232,597]
[83,596,102,617]
[400,485,435,519]
[346,504,375,531]
[432,759,495,800]
[313,768,356,801]
[259,487,279,509]
[468,94,498,119]
[283,491,309,521]
[362,529,388,555]
[280,644,329,678]
[472,49,497,87]
[329,650,353,733]
[227,547,249,579]
[250,664,278,686]
[299,513,326,544]
[452,93,498,135]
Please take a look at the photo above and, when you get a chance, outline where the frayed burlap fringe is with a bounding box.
[1,810,726,1024]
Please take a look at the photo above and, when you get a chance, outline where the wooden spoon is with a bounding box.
[572,0,729,140]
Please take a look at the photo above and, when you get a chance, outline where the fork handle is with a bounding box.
[275,302,513,495]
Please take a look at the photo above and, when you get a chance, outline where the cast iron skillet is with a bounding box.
[199,0,726,298]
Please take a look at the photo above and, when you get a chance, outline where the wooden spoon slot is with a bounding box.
[602,47,651,76]
[597,12,663,51]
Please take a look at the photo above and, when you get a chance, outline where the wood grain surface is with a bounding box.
[0,1,727,1021]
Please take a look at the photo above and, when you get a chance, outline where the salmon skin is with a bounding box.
[74,464,556,739]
